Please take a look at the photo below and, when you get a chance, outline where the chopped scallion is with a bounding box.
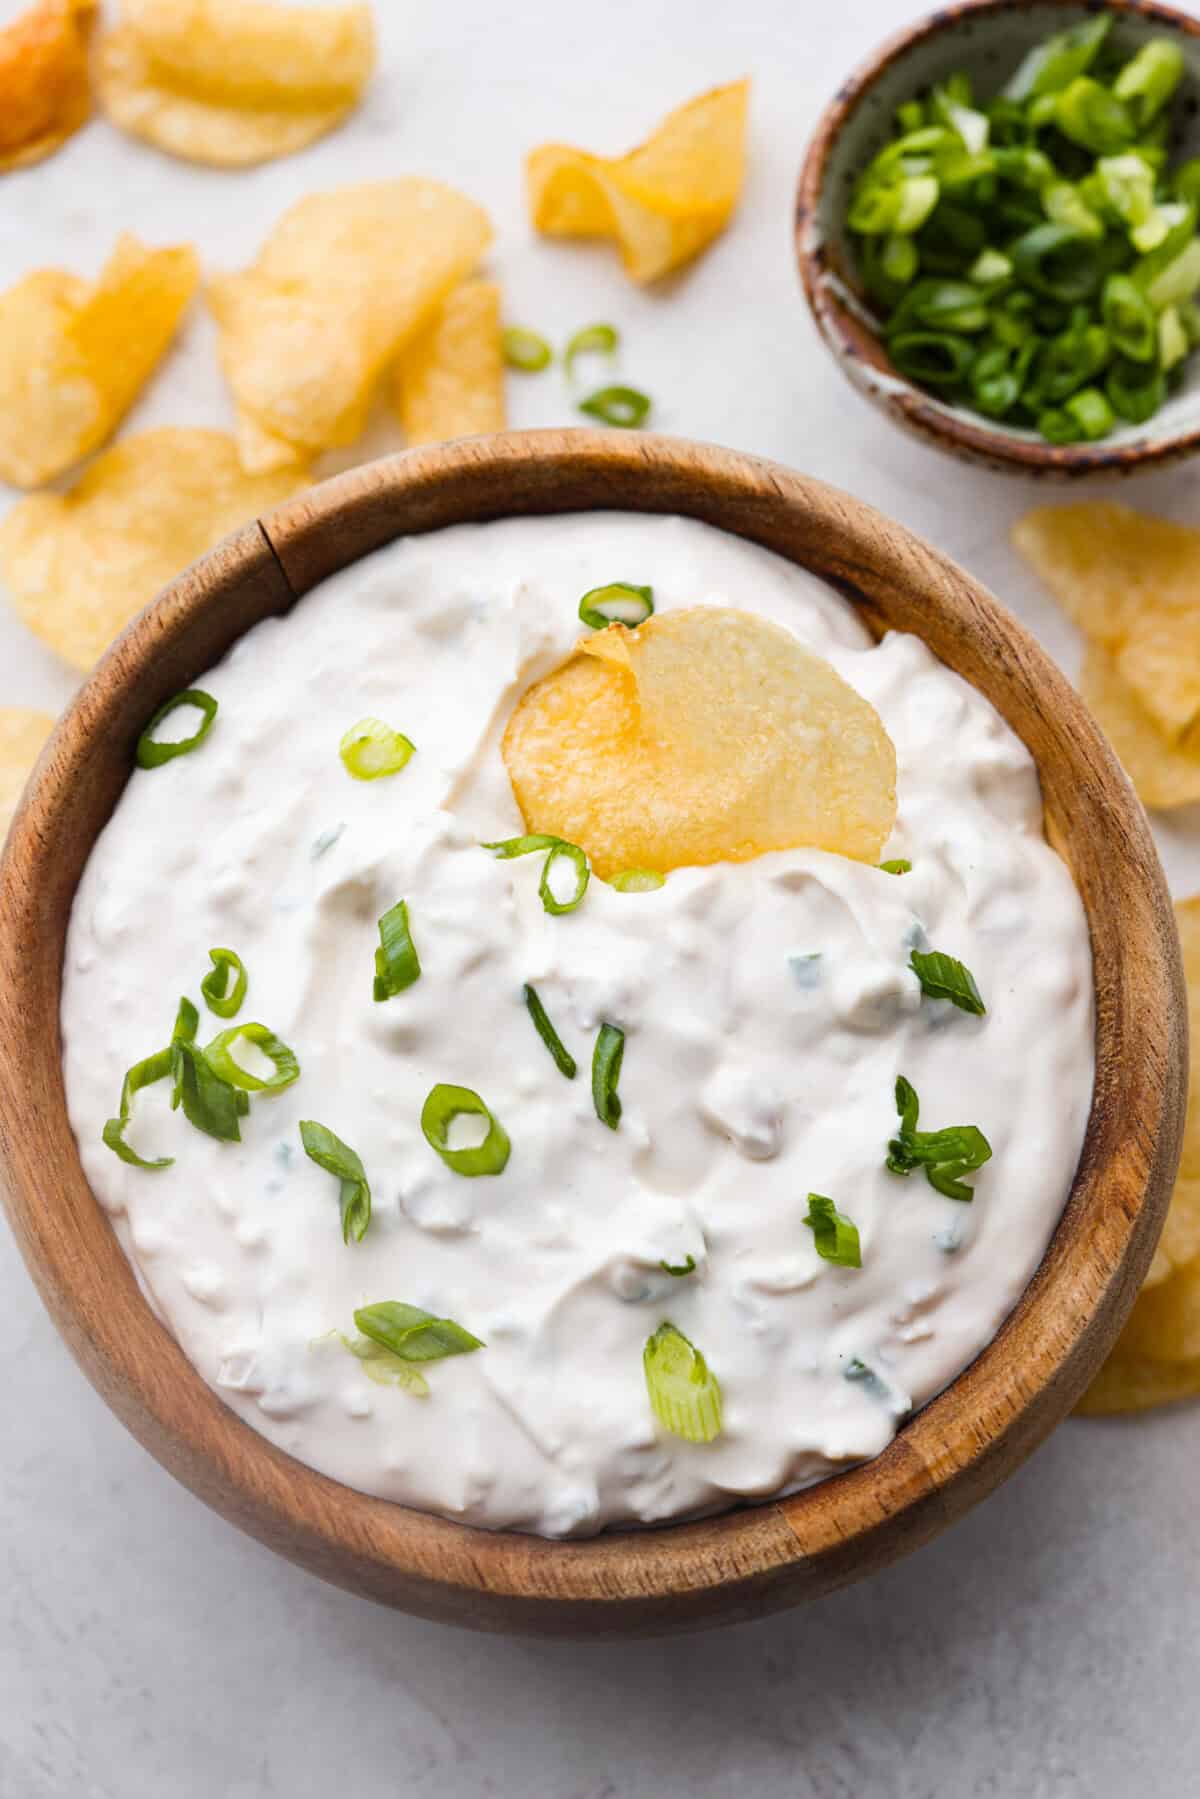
[355,1300,484,1361]
[577,581,654,630]
[136,690,217,769]
[339,717,415,781]
[577,385,651,428]
[643,1322,722,1443]
[591,1022,625,1130]
[420,1083,510,1176]
[564,322,618,379]
[523,983,577,1080]
[204,1023,300,1093]
[102,1047,175,1169]
[501,327,552,371]
[300,1119,371,1243]
[373,898,421,1001]
[200,947,247,1019]
[803,1194,863,1268]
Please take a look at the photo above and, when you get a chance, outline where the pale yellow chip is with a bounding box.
[0,0,93,174]
[1015,503,1200,742]
[95,0,375,169]
[0,707,55,837]
[1076,1349,1200,1416]
[502,607,896,879]
[1078,644,1200,811]
[0,233,199,490]
[0,428,307,670]
[526,79,750,283]
[209,181,493,471]
[396,279,505,447]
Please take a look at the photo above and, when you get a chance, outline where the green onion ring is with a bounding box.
[102,1047,175,1170]
[200,947,247,1019]
[339,717,415,781]
[502,327,552,372]
[136,690,218,769]
[577,581,654,631]
[539,841,589,915]
[420,1083,511,1177]
[203,1023,300,1093]
[591,1022,625,1130]
[564,322,618,379]
[577,385,651,428]
[523,984,577,1079]
[373,898,421,1001]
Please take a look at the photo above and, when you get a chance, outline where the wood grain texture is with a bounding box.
[0,431,1184,1635]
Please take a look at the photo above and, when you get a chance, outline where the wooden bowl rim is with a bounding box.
[0,429,1184,1634]
[795,0,1200,477]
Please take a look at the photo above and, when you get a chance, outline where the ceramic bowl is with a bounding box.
[797,0,1200,475]
[0,432,1184,1634]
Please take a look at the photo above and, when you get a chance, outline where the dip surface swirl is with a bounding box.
[61,512,1094,1537]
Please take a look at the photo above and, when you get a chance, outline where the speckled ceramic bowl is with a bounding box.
[797,0,1200,476]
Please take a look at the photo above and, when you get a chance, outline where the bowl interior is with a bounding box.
[0,433,1184,1634]
[808,0,1200,461]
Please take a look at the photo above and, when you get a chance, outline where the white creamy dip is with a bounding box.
[62,512,1095,1537]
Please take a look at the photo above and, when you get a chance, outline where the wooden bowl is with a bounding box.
[0,431,1184,1635]
[796,0,1200,477]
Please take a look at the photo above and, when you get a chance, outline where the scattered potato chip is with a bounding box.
[1015,503,1200,743]
[1078,644,1200,811]
[502,608,896,879]
[0,233,199,490]
[95,0,375,169]
[396,280,505,447]
[526,79,750,284]
[1076,1350,1200,1416]
[0,707,55,837]
[0,0,92,174]
[209,181,493,471]
[0,428,307,670]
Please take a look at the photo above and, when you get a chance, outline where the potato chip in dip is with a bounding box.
[61,513,1093,1535]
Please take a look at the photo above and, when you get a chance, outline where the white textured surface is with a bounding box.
[2,0,1199,1792]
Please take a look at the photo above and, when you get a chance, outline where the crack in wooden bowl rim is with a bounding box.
[0,430,1184,1636]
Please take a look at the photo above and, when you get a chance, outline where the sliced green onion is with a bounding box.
[1113,39,1184,130]
[611,868,665,892]
[643,1322,722,1444]
[591,1022,624,1130]
[1062,385,1116,440]
[173,1038,244,1143]
[968,246,1013,285]
[888,330,975,388]
[355,1300,484,1362]
[373,898,421,1001]
[1055,77,1134,156]
[1173,158,1200,208]
[1146,237,1200,310]
[1028,319,1109,404]
[909,948,986,1015]
[300,1119,371,1244]
[523,983,576,1080]
[420,1083,510,1176]
[539,840,590,915]
[482,833,561,859]
[564,322,618,380]
[886,1075,992,1201]
[895,99,925,134]
[890,278,990,333]
[1002,15,1110,103]
[803,1193,862,1269]
[1102,273,1157,362]
[102,1047,175,1170]
[136,689,218,769]
[660,1255,697,1278]
[1160,303,1190,371]
[200,947,247,1019]
[578,581,653,630]
[1107,355,1166,422]
[204,1023,300,1093]
[930,75,989,158]
[577,385,651,428]
[339,717,415,781]
[1011,223,1106,301]
[879,858,912,875]
[339,1334,429,1396]
[501,326,552,372]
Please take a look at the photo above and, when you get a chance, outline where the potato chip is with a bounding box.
[1076,1350,1200,1416]
[0,428,307,670]
[1014,503,1200,742]
[526,80,750,283]
[95,0,375,169]
[502,608,896,879]
[1077,645,1200,811]
[209,182,493,471]
[0,707,55,837]
[396,280,505,447]
[0,233,199,490]
[0,0,92,174]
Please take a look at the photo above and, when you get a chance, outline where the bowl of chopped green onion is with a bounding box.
[797,0,1200,472]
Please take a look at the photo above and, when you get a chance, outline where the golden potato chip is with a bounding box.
[0,0,92,174]
[0,428,307,670]
[0,233,199,490]
[502,608,896,879]
[95,0,375,169]
[209,182,493,471]
[0,707,55,837]
[1077,1350,1200,1415]
[1117,1260,1200,1365]
[396,279,505,447]
[1078,644,1200,811]
[1014,503,1200,742]
[526,80,750,283]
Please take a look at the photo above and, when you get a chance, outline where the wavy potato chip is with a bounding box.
[0,233,199,489]
[0,0,92,174]
[1078,645,1200,810]
[96,0,375,168]
[1076,1349,1200,1416]
[502,608,896,879]
[0,708,55,836]
[396,279,505,446]
[0,428,307,670]
[526,80,750,283]
[1015,503,1200,742]
[209,182,493,471]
